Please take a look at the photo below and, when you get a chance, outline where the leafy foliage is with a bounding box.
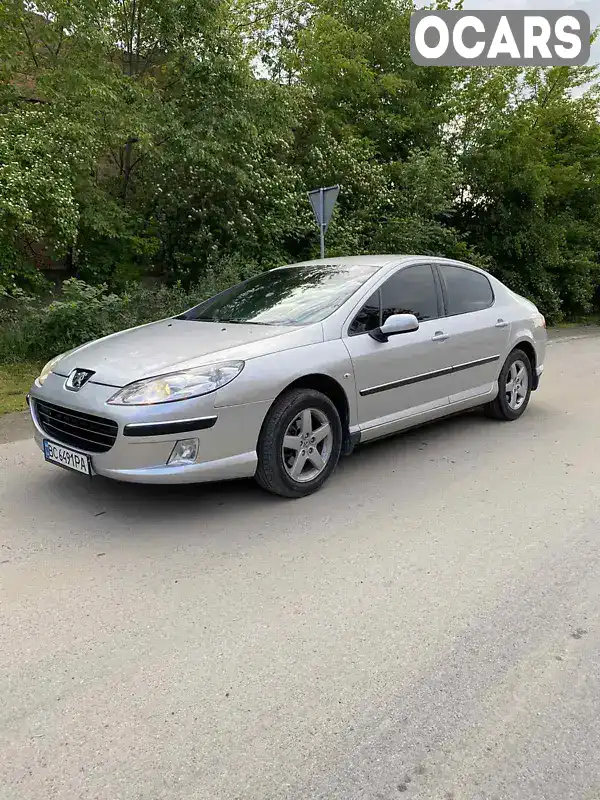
[0,0,599,331]
[452,66,600,321]
[0,260,260,362]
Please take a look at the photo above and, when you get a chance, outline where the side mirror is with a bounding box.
[369,313,419,343]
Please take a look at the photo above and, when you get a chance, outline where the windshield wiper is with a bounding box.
[179,316,272,325]
[217,318,272,325]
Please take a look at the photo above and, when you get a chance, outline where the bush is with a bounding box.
[0,259,263,364]
[0,240,51,298]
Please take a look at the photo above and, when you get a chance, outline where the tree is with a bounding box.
[453,65,600,320]
[0,0,599,320]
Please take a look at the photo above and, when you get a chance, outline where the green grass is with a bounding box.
[0,363,40,415]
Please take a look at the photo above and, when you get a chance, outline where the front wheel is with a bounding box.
[485,348,533,421]
[255,388,343,498]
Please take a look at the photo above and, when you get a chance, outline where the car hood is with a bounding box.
[52,318,321,387]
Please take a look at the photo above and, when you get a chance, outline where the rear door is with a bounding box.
[434,263,510,403]
[343,262,453,437]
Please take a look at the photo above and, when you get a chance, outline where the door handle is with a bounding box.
[432,331,449,342]
[495,319,508,328]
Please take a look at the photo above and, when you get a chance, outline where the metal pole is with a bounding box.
[319,187,325,259]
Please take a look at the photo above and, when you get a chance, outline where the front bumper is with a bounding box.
[29,373,270,484]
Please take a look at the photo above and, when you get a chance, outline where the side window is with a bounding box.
[380,264,438,323]
[348,291,380,335]
[442,266,494,315]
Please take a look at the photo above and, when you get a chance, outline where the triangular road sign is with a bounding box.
[308,185,340,232]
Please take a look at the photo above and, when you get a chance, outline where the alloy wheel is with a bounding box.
[505,359,529,411]
[281,407,333,483]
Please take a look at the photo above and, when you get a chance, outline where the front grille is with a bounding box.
[35,400,118,454]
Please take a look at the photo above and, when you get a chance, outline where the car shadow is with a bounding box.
[34,401,555,537]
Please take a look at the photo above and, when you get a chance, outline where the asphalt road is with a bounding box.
[2,334,600,800]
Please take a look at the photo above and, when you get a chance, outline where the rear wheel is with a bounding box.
[255,389,342,498]
[486,348,532,421]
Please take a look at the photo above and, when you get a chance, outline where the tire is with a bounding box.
[255,388,343,498]
[485,348,533,421]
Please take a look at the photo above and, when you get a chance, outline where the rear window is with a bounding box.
[442,266,494,315]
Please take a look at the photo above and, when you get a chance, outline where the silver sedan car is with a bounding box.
[29,256,547,497]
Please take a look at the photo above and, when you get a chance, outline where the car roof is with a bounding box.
[279,255,409,270]
[280,255,485,272]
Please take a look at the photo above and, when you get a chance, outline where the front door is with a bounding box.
[343,263,452,438]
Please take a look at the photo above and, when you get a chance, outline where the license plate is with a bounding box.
[43,439,91,475]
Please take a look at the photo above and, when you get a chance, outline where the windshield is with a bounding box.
[178,265,379,326]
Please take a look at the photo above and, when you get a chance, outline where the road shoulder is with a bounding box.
[0,410,33,445]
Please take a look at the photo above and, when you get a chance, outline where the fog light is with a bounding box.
[168,438,199,466]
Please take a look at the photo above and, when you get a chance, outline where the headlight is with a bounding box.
[107,361,245,405]
[35,353,67,387]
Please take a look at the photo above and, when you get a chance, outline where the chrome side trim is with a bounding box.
[360,366,453,397]
[359,355,500,397]
[123,416,218,437]
[451,354,500,373]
